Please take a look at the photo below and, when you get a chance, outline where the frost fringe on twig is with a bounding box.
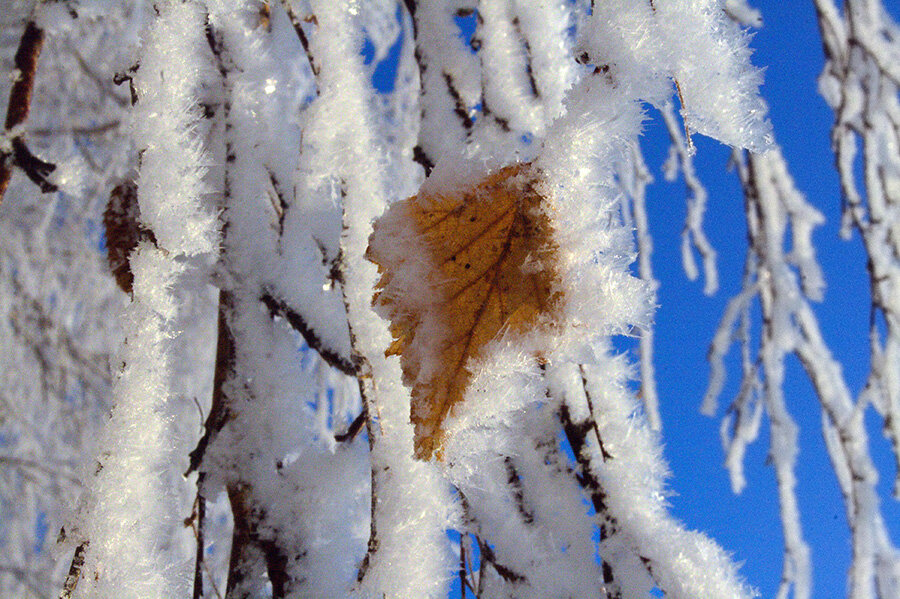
[63,3,220,596]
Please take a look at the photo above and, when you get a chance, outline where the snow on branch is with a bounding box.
[661,101,720,295]
[23,0,800,597]
[301,1,456,595]
[815,0,900,499]
[617,145,662,429]
[707,145,900,599]
[65,3,220,596]
[578,0,772,151]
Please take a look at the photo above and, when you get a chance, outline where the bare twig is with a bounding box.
[475,537,526,585]
[188,474,223,599]
[186,294,235,477]
[443,70,474,132]
[673,79,694,153]
[279,0,319,77]
[503,456,534,524]
[58,541,87,599]
[259,291,357,376]
[29,120,121,137]
[334,408,367,442]
[459,534,468,598]
[1,18,57,203]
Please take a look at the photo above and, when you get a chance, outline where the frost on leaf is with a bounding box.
[366,163,563,460]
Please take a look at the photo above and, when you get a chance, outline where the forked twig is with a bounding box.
[1,18,57,203]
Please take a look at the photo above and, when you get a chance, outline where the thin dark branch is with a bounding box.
[578,364,613,461]
[113,67,139,105]
[226,481,298,598]
[352,373,379,585]
[331,188,378,584]
[412,144,435,176]
[402,0,417,21]
[187,475,224,599]
[476,538,526,584]
[335,409,367,442]
[559,401,609,518]
[1,19,56,202]
[555,372,619,594]
[504,456,534,525]
[443,70,474,131]
[456,488,527,594]
[6,20,44,130]
[186,294,235,476]
[29,120,121,137]
[476,535,487,597]
[481,96,510,132]
[511,16,539,98]
[10,137,57,192]
[259,291,357,376]
[355,449,379,583]
[555,367,664,598]
[190,474,206,599]
[473,12,513,133]
[402,0,435,175]
[58,541,87,599]
[459,535,468,599]
[266,168,289,238]
[225,485,262,598]
[260,539,291,598]
[673,78,694,153]
[279,0,319,77]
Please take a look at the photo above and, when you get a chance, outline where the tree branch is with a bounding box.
[58,541,87,599]
[186,293,235,476]
[259,291,357,376]
[1,19,57,203]
[334,408,367,442]
[279,0,319,77]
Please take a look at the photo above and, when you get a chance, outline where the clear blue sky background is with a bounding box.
[364,3,900,597]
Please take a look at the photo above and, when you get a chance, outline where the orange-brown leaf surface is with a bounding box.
[366,163,562,460]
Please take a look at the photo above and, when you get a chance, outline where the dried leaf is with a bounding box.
[104,181,155,293]
[367,163,562,460]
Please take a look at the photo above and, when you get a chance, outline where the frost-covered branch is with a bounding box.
[185,8,365,595]
[303,2,453,594]
[661,101,719,295]
[0,1,836,597]
[814,0,900,499]
[707,145,900,599]
[618,145,660,429]
[739,150,812,599]
[65,3,220,596]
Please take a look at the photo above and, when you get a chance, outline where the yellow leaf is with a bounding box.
[366,162,562,460]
